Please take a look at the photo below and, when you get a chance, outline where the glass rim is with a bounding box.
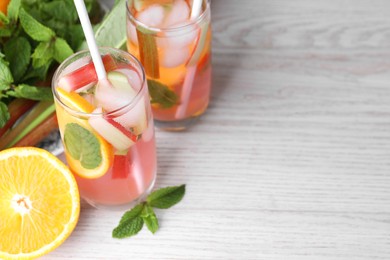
[51,47,146,118]
[126,0,210,34]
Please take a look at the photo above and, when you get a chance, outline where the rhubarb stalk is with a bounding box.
[0,99,36,138]
[14,113,58,147]
[0,101,55,149]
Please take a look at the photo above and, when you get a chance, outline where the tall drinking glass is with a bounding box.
[126,0,212,130]
[52,47,156,208]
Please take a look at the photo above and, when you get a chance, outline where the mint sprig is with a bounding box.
[112,184,186,238]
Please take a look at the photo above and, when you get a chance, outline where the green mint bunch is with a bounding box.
[113,185,186,238]
[0,0,101,127]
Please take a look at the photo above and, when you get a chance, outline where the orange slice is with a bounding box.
[56,87,95,113]
[55,88,113,179]
[0,147,80,259]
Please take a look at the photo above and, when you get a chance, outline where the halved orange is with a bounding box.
[55,88,113,179]
[0,147,80,259]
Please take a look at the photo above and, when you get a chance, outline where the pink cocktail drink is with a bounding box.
[52,47,156,208]
[126,0,212,130]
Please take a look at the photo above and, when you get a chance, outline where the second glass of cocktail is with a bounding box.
[52,47,156,208]
[126,0,212,130]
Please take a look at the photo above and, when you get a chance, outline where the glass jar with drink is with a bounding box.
[126,0,212,130]
[52,47,157,208]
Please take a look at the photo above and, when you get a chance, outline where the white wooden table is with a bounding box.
[46,0,390,259]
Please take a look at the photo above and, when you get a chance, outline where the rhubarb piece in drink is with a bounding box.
[52,48,156,207]
[58,55,117,92]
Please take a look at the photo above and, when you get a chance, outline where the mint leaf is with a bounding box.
[0,101,10,128]
[147,79,178,109]
[7,0,21,21]
[19,8,55,42]
[147,185,186,209]
[141,204,159,234]
[53,37,74,63]
[7,84,53,101]
[94,0,127,49]
[118,204,144,224]
[4,37,31,82]
[64,123,102,169]
[66,24,85,51]
[22,63,50,82]
[0,11,9,25]
[31,41,54,69]
[41,0,78,23]
[113,204,144,238]
[0,27,11,37]
[0,58,13,87]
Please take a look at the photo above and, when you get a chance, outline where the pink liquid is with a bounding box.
[152,60,212,121]
[74,120,157,206]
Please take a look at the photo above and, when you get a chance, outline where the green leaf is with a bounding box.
[0,11,9,25]
[141,204,159,234]
[4,37,31,82]
[78,0,127,50]
[0,101,10,128]
[0,58,13,87]
[64,123,102,169]
[53,37,73,63]
[136,26,159,78]
[119,204,145,224]
[7,0,21,21]
[0,82,9,92]
[65,24,85,51]
[0,27,11,37]
[31,41,54,69]
[113,204,145,238]
[94,0,127,48]
[7,84,53,101]
[19,8,55,42]
[22,63,50,82]
[147,79,178,109]
[41,0,77,23]
[147,185,186,209]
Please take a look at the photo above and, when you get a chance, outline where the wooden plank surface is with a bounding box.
[45,0,390,259]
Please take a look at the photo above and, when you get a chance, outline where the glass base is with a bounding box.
[154,116,200,131]
[83,177,156,211]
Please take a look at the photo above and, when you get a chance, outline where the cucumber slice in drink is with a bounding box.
[89,108,138,151]
[97,71,148,135]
